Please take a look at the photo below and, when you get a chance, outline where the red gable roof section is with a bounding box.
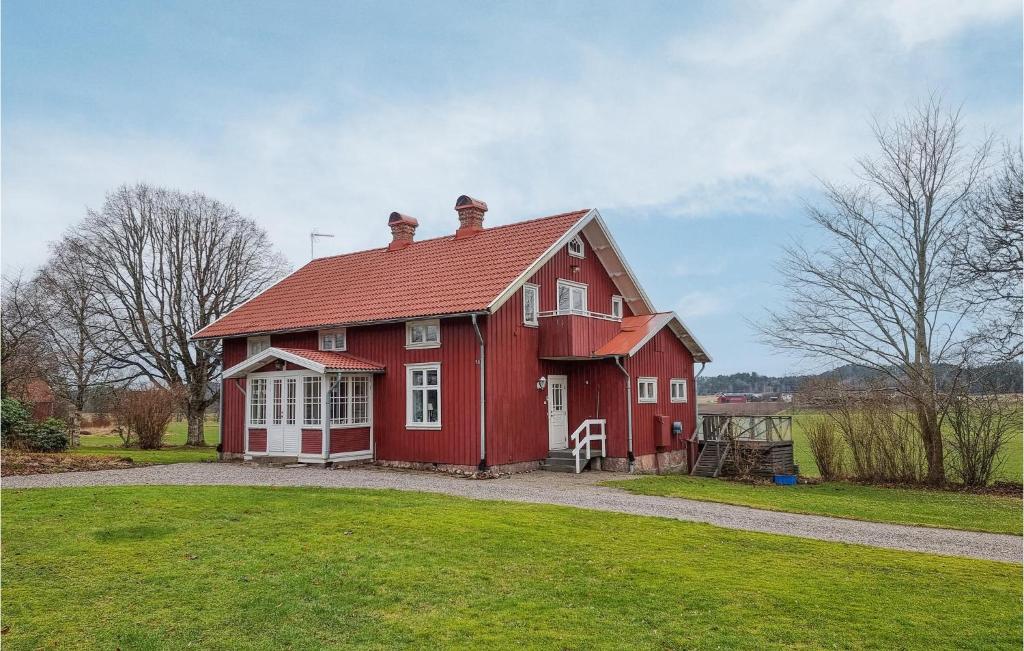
[194,209,590,339]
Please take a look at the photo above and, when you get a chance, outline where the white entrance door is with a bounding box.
[547,375,569,450]
[267,376,301,454]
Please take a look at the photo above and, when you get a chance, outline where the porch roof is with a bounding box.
[594,312,712,363]
[222,346,386,379]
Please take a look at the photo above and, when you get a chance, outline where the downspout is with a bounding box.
[471,314,487,471]
[614,356,634,472]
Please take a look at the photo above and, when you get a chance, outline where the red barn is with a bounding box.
[192,196,711,474]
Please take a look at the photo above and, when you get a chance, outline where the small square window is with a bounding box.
[638,377,658,403]
[523,284,539,326]
[320,328,347,351]
[406,320,441,349]
[247,336,271,357]
[670,379,688,403]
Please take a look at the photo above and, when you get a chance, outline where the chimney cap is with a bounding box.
[454,195,488,212]
[388,211,419,226]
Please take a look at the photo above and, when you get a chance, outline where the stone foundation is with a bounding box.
[374,458,542,478]
[601,449,688,474]
[219,452,245,461]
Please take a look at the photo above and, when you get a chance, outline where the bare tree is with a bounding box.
[759,98,990,484]
[1,272,55,398]
[71,184,288,445]
[961,143,1023,361]
[34,238,133,412]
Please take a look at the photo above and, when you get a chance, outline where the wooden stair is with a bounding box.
[690,440,730,478]
[542,448,593,473]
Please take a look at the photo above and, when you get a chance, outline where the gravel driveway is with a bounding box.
[4,463,1020,563]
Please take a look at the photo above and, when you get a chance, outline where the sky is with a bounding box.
[2,0,1021,375]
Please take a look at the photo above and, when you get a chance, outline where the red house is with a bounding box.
[193,196,711,474]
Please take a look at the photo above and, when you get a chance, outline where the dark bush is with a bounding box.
[24,418,70,452]
[1,397,31,447]
[113,385,181,449]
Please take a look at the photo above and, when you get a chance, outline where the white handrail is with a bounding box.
[570,419,607,473]
[537,309,621,322]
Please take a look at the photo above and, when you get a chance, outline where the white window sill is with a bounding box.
[329,422,371,429]
[523,322,539,328]
[405,342,441,350]
[637,399,657,404]
[670,399,687,404]
[406,423,441,430]
[320,347,347,353]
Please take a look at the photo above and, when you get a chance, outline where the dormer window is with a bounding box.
[247,335,271,356]
[567,235,585,258]
[320,328,347,351]
[406,319,441,349]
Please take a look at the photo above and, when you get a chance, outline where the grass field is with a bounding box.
[2,486,1020,650]
[70,420,221,464]
[790,411,1023,483]
[605,476,1023,535]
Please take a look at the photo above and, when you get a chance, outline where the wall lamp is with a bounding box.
[536,377,547,390]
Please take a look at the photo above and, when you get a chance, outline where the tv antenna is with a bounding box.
[310,230,335,259]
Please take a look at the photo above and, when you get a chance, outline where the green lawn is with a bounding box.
[71,420,220,464]
[605,475,1023,535]
[2,487,1020,650]
[790,411,1024,483]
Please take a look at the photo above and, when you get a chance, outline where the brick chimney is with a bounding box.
[388,212,418,251]
[454,195,487,240]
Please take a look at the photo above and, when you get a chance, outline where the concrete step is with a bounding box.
[547,448,576,459]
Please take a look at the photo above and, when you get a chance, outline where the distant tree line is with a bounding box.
[698,362,1023,396]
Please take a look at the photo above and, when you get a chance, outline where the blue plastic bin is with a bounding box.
[773,474,797,485]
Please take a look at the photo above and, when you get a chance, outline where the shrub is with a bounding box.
[2,397,31,447]
[112,386,181,450]
[86,412,112,428]
[25,418,70,452]
[945,394,1017,486]
[805,418,845,480]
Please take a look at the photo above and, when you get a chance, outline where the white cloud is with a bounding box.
[2,0,1019,274]
[675,290,730,319]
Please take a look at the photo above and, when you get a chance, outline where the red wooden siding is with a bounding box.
[624,327,696,457]
[301,428,322,454]
[348,319,479,465]
[331,427,371,453]
[222,338,248,454]
[248,428,267,452]
[537,314,621,358]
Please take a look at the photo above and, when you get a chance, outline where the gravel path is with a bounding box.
[4,463,1020,563]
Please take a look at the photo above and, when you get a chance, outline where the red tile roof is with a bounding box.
[277,348,385,372]
[194,209,590,339]
[594,314,671,356]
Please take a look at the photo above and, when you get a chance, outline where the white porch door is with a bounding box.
[547,375,569,450]
[267,376,301,454]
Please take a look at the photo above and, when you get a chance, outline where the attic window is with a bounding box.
[567,235,585,258]
[611,296,623,319]
[406,319,441,349]
[247,336,271,357]
[320,328,347,351]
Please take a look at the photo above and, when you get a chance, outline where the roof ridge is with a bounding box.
[309,208,591,263]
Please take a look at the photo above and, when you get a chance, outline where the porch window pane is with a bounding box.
[249,378,267,425]
[303,376,322,425]
[285,378,297,424]
[272,379,283,425]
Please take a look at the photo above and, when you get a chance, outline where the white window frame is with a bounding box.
[248,377,268,425]
[637,377,658,404]
[319,328,347,351]
[247,335,271,357]
[302,375,322,426]
[328,374,371,427]
[405,319,441,349]
[567,235,585,258]
[406,362,441,429]
[522,283,539,327]
[556,279,588,315]
[611,295,624,319]
[670,378,688,403]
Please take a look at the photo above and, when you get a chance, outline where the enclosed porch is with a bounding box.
[221,347,385,465]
